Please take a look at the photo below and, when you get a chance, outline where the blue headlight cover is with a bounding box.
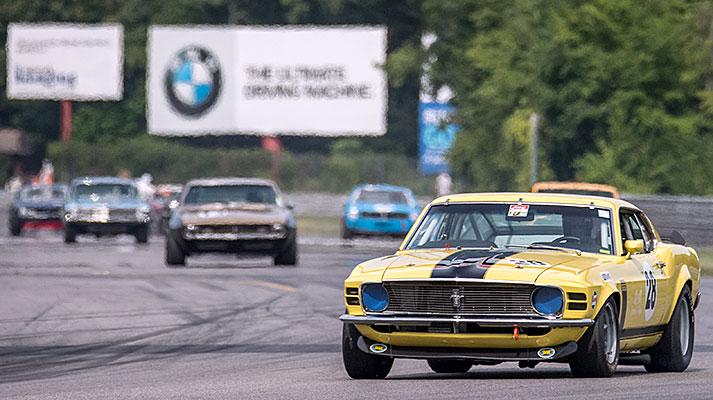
[362,284,389,312]
[532,287,563,315]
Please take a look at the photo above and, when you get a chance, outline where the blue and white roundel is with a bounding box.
[173,61,213,107]
[164,46,222,117]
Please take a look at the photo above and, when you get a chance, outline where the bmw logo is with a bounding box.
[164,46,222,117]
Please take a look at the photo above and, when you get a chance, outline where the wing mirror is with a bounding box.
[286,201,295,210]
[624,239,644,257]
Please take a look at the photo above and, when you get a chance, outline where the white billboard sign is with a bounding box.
[147,26,387,136]
[6,23,124,101]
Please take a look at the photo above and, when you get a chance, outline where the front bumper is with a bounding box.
[339,314,594,328]
[356,334,578,362]
[345,218,413,235]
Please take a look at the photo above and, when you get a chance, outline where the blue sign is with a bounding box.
[418,102,458,174]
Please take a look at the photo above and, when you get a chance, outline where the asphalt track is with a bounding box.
[1,225,712,399]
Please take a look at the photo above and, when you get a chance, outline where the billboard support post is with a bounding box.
[60,101,72,142]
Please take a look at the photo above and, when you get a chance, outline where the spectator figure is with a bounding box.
[136,173,155,201]
[38,158,54,186]
[435,172,452,197]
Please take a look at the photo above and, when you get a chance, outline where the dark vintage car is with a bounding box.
[8,184,67,236]
[63,177,151,244]
[165,178,297,266]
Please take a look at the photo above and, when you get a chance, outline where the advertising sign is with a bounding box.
[147,25,387,136]
[6,23,124,101]
[418,102,457,175]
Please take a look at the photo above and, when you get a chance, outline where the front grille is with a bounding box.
[360,211,408,219]
[195,225,272,234]
[383,281,534,316]
[109,209,137,221]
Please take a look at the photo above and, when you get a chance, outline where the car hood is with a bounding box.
[349,202,417,214]
[14,200,64,209]
[68,197,147,209]
[378,248,609,283]
[179,203,289,225]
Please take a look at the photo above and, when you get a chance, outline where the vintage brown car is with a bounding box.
[165,178,297,266]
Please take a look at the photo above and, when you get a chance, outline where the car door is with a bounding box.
[617,209,669,337]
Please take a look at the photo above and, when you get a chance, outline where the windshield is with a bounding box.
[356,190,409,204]
[183,185,277,205]
[73,184,137,200]
[405,203,614,255]
[19,186,66,202]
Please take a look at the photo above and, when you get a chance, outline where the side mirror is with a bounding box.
[286,201,295,210]
[661,230,686,246]
[624,239,644,257]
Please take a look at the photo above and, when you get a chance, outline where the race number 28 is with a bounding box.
[644,267,657,321]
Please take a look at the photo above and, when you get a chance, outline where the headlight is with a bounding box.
[347,207,359,220]
[186,224,196,231]
[532,287,563,315]
[18,207,28,217]
[272,223,286,235]
[136,206,150,220]
[362,284,389,312]
[168,200,179,209]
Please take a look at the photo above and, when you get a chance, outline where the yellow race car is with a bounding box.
[340,192,700,378]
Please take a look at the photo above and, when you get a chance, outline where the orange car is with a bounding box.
[531,181,619,198]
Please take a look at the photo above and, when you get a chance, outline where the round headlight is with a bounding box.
[362,284,389,312]
[532,287,563,315]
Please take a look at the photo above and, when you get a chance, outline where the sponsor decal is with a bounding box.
[164,46,222,118]
[512,259,551,268]
[369,343,388,353]
[431,249,518,279]
[507,204,529,217]
[600,271,613,282]
[598,209,610,219]
[537,348,556,359]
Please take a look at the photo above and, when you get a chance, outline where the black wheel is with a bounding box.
[165,231,186,266]
[569,298,619,377]
[646,285,694,372]
[342,324,393,379]
[341,221,354,240]
[9,218,21,236]
[427,359,472,373]
[64,224,77,243]
[135,226,149,244]
[274,234,297,265]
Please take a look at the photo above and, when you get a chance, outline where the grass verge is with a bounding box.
[296,215,341,238]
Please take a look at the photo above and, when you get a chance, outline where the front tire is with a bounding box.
[135,225,149,244]
[569,298,619,377]
[64,224,77,243]
[274,234,297,265]
[427,359,472,373]
[165,231,186,266]
[9,218,21,236]
[645,286,694,372]
[342,324,393,379]
[341,221,354,240]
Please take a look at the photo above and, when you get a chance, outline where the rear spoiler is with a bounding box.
[661,230,686,246]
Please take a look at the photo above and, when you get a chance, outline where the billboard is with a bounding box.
[418,102,457,175]
[6,23,123,101]
[147,25,387,136]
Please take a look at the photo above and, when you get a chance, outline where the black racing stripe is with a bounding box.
[619,280,627,328]
[431,250,519,279]
[621,324,667,339]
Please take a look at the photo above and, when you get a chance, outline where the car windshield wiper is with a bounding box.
[503,243,581,256]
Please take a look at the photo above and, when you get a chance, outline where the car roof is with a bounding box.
[70,176,136,186]
[429,192,639,211]
[186,177,278,187]
[352,184,412,193]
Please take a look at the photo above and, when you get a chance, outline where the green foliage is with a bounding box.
[47,137,436,194]
[425,0,713,194]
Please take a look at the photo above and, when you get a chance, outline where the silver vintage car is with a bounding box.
[165,178,297,266]
[63,177,151,243]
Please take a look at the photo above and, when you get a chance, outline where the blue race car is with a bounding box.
[341,184,421,239]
